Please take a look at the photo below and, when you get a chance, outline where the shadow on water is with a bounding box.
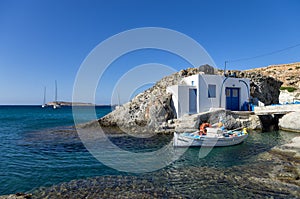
[108,134,173,152]
[21,128,296,170]
[19,126,87,153]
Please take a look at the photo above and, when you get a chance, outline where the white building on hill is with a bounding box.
[167,73,250,118]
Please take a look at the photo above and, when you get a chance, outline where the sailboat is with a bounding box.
[42,87,47,108]
[53,80,61,109]
[114,91,121,110]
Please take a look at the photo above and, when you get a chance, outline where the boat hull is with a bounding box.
[173,132,248,147]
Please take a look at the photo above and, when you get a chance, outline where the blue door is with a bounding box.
[226,88,240,111]
[189,89,197,113]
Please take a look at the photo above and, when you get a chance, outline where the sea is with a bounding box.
[0,105,299,198]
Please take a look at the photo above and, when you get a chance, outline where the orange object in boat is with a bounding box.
[199,123,211,135]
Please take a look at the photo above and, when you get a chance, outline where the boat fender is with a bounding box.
[199,123,211,135]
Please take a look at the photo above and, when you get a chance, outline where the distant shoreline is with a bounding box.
[0,104,113,107]
[46,101,96,107]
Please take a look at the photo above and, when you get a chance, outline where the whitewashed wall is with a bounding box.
[167,74,250,118]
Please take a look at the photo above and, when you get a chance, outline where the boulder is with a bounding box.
[279,112,300,132]
[238,114,262,130]
[174,109,242,133]
[198,64,217,75]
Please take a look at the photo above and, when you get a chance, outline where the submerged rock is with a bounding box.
[283,136,300,151]
[31,152,300,198]
[270,143,300,188]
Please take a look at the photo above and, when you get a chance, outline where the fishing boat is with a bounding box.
[173,127,248,147]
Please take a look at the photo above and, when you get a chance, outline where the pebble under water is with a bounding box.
[32,130,300,198]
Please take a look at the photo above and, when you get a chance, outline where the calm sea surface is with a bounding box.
[0,106,298,197]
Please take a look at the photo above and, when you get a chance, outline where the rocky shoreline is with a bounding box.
[97,65,282,135]
[0,193,32,199]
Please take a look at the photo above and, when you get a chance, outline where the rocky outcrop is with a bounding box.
[279,112,300,132]
[198,64,217,75]
[98,65,282,133]
[249,75,282,105]
[239,62,300,104]
[98,67,201,133]
[233,71,283,105]
[216,68,283,105]
[245,62,300,89]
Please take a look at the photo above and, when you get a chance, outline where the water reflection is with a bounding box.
[29,130,300,198]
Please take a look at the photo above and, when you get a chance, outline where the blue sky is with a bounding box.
[1,0,300,105]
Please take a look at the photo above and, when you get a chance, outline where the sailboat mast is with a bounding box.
[42,86,47,108]
[53,80,60,109]
[55,80,57,103]
[43,87,46,105]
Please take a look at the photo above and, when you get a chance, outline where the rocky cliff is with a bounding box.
[244,62,300,89]
[98,68,200,133]
[228,62,300,104]
[98,65,282,133]
[235,71,283,105]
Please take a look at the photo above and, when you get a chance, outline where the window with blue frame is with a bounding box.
[208,84,216,98]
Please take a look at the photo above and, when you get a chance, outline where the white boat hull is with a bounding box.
[173,132,248,147]
[53,104,61,109]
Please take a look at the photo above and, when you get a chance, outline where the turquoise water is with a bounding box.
[0,106,298,196]
[0,106,113,195]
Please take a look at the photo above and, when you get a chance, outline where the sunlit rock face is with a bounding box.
[98,65,282,133]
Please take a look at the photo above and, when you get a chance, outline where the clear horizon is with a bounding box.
[1,0,300,105]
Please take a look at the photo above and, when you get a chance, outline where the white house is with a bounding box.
[166,73,250,118]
